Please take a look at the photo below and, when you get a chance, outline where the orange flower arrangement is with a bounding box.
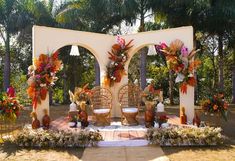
[105,36,133,87]
[155,39,201,93]
[0,93,23,121]
[27,51,62,109]
[201,93,228,121]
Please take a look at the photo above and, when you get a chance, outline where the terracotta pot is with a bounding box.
[42,114,50,129]
[32,119,40,129]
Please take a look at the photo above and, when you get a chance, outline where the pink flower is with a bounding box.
[35,74,41,79]
[160,43,168,49]
[155,42,168,53]
[181,46,189,57]
[116,36,125,49]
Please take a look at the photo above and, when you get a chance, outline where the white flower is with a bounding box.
[40,83,47,87]
[175,73,185,83]
[188,73,194,77]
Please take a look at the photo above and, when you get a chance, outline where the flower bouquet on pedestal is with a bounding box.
[201,93,228,122]
[27,51,63,109]
[0,93,23,122]
[142,83,160,128]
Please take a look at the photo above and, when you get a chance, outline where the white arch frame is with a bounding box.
[33,25,195,122]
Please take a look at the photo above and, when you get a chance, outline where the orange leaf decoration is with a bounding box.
[187,77,196,86]
[44,74,52,83]
[112,44,121,51]
[27,86,35,98]
[125,39,133,48]
[188,59,201,72]
[108,52,118,61]
[180,82,188,94]
[52,51,59,60]
[38,54,48,63]
[40,87,48,100]
[114,70,122,82]
[103,76,110,87]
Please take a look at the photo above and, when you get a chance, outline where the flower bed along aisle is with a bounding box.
[11,126,103,148]
[146,126,224,146]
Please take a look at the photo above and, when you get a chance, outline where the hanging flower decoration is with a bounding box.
[27,51,63,109]
[155,39,201,93]
[105,36,133,87]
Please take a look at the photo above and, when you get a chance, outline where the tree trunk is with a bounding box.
[49,89,53,105]
[3,31,10,91]
[139,8,147,90]
[94,58,100,86]
[169,70,174,105]
[140,48,147,90]
[218,34,224,91]
[232,51,235,103]
[211,55,217,89]
[63,71,68,104]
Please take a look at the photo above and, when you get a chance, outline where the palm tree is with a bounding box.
[121,0,157,90]
[152,0,235,93]
[203,0,235,92]
[0,0,19,90]
[0,0,57,90]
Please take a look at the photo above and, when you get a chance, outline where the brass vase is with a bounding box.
[79,101,89,128]
[145,101,155,128]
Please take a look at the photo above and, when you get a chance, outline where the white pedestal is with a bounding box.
[33,93,49,124]
[179,85,194,122]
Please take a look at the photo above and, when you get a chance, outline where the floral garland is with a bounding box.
[12,126,103,147]
[27,51,63,109]
[104,36,133,87]
[0,93,23,121]
[155,39,201,93]
[146,126,224,146]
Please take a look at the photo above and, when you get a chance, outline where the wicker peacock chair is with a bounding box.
[90,86,112,126]
[118,83,142,126]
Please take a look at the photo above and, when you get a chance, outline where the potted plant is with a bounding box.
[201,93,228,122]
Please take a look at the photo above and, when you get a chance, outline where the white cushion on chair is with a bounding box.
[93,108,110,114]
[122,107,138,113]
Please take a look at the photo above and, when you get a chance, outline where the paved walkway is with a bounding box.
[81,146,169,161]
[0,144,169,161]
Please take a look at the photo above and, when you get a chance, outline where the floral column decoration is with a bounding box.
[27,51,63,109]
[104,36,133,87]
[155,39,201,93]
